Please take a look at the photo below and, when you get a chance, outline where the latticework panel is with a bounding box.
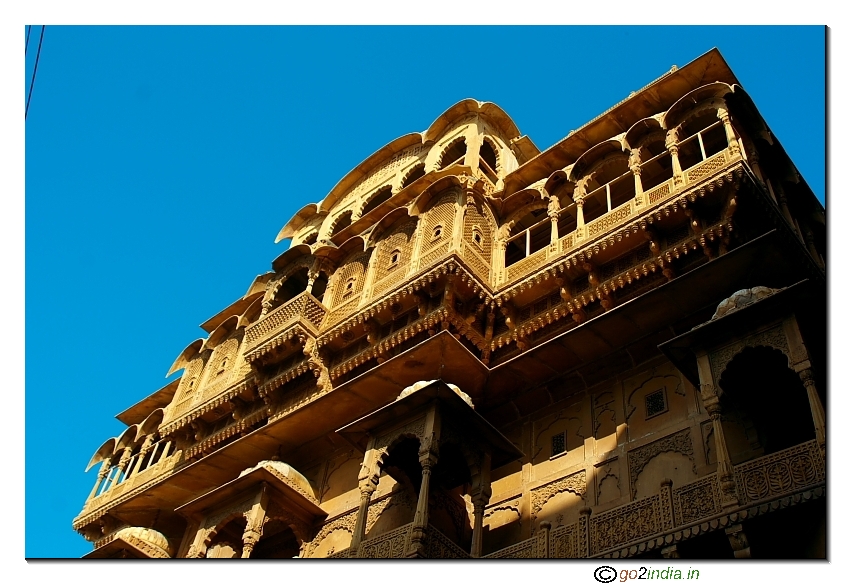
[586,201,633,238]
[646,180,672,205]
[685,150,727,183]
[200,337,240,397]
[420,192,457,256]
[170,357,206,418]
[330,251,370,308]
[463,204,492,261]
[370,218,417,300]
[461,241,491,282]
[418,242,450,271]
[505,246,549,282]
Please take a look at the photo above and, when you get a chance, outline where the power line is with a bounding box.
[25,25,44,120]
[25,25,31,55]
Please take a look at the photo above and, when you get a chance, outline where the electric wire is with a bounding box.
[25,25,31,55]
[25,25,44,120]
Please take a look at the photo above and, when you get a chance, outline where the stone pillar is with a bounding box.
[717,109,741,158]
[408,453,437,558]
[241,487,268,558]
[666,128,684,188]
[350,450,380,555]
[547,195,560,250]
[725,524,751,558]
[470,489,490,558]
[88,459,112,499]
[696,353,738,507]
[130,435,156,479]
[111,447,133,488]
[798,367,826,451]
[629,148,644,207]
[575,199,586,240]
[469,452,492,558]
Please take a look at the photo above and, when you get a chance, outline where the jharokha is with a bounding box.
[74,49,825,559]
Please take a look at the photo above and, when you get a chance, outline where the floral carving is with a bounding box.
[628,429,695,498]
[359,523,410,558]
[550,522,580,558]
[673,474,721,525]
[590,495,662,554]
[530,470,587,519]
[734,439,824,503]
[375,417,426,451]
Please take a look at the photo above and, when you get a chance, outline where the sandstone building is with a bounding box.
[73,48,826,559]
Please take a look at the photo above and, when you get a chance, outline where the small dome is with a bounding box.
[396,379,474,409]
[116,526,172,557]
[239,460,317,501]
[712,286,781,320]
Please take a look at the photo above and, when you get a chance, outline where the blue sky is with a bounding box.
[24,26,825,559]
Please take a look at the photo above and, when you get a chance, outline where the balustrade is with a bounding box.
[243,292,326,355]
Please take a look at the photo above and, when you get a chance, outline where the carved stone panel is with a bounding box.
[628,429,695,498]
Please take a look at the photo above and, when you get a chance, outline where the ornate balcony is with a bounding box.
[243,292,326,363]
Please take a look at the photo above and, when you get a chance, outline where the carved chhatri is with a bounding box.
[75,49,825,559]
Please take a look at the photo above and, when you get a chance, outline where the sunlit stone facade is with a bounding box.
[74,49,826,559]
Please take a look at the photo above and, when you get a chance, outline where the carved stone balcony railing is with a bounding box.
[243,292,326,361]
[499,145,740,288]
[734,439,825,504]
[477,439,824,559]
[358,523,412,558]
[74,447,182,529]
[326,522,468,559]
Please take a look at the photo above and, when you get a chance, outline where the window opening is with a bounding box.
[645,388,668,418]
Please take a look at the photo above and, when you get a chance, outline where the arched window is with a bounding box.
[360,186,392,218]
[327,211,353,239]
[479,139,499,184]
[432,225,444,240]
[437,139,467,170]
[400,163,426,190]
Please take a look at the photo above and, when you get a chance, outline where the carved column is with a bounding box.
[351,448,381,555]
[717,108,741,158]
[666,128,683,188]
[408,454,436,558]
[696,353,738,507]
[725,524,751,558]
[129,434,156,479]
[111,447,133,488]
[574,198,586,241]
[547,195,560,250]
[408,412,440,559]
[798,367,826,451]
[629,148,644,207]
[241,486,269,558]
[88,459,112,499]
[469,452,492,558]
